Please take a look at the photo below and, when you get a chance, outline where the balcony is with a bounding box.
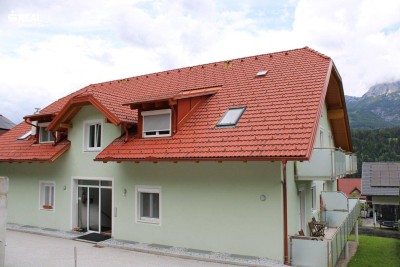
[345,153,358,174]
[289,192,360,267]
[296,148,357,181]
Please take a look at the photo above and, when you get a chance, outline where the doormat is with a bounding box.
[76,233,111,243]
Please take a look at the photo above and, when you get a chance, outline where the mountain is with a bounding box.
[345,81,400,129]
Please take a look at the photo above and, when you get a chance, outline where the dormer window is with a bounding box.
[38,123,55,143]
[142,109,171,138]
[216,107,246,127]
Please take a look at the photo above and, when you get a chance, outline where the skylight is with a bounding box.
[17,130,32,140]
[256,70,268,76]
[216,107,246,127]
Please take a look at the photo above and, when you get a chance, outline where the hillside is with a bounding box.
[345,81,400,129]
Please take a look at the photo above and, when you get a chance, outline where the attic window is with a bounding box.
[142,109,171,138]
[216,107,246,127]
[256,70,268,76]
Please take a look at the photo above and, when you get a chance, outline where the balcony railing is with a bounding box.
[345,153,358,174]
[289,192,360,267]
[296,148,350,180]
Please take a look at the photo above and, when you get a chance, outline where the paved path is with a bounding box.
[5,230,234,267]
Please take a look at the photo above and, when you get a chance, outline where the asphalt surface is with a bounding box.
[5,230,234,267]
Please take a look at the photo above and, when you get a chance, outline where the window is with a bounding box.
[39,127,55,143]
[216,107,246,127]
[136,186,161,225]
[39,181,55,210]
[84,121,102,151]
[37,122,55,143]
[311,185,316,210]
[142,109,171,138]
[319,128,324,147]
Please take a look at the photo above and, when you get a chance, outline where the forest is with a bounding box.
[351,127,400,176]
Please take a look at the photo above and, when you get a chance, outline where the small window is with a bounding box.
[216,107,246,127]
[142,109,171,138]
[39,127,55,143]
[136,186,161,225]
[311,185,316,210]
[84,121,102,151]
[319,128,324,147]
[39,181,55,211]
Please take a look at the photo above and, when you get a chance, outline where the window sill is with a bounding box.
[137,218,160,225]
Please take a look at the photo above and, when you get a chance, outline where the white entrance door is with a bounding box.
[76,179,112,233]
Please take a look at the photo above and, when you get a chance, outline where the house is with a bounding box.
[337,178,365,199]
[0,47,358,266]
[361,162,400,228]
[0,115,15,135]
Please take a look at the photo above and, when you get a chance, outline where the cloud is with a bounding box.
[1,0,400,123]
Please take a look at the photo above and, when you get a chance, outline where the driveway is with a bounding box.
[5,230,233,267]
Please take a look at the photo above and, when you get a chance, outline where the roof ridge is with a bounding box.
[88,47,328,87]
[303,46,331,59]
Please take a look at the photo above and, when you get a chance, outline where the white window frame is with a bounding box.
[216,107,246,127]
[135,185,161,225]
[39,181,55,211]
[319,127,324,148]
[311,184,317,211]
[142,109,171,138]
[38,122,55,143]
[83,120,103,152]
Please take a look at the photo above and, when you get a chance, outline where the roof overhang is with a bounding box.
[124,86,220,110]
[325,63,353,152]
[24,113,57,123]
[47,94,121,131]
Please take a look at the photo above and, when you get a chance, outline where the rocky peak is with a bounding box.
[363,81,400,98]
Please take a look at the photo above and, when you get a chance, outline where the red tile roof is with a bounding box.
[0,123,70,162]
[337,178,366,198]
[96,47,334,162]
[0,47,346,163]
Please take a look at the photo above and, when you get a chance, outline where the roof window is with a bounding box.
[256,70,268,77]
[216,107,246,127]
[17,130,32,140]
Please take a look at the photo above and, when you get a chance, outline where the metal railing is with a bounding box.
[290,193,360,267]
[329,198,359,266]
[296,148,348,180]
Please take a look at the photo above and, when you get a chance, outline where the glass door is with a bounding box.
[77,180,112,234]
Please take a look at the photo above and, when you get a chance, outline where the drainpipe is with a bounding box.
[282,160,290,265]
[0,177,9,267]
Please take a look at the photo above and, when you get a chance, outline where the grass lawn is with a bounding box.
[348,235,400,267]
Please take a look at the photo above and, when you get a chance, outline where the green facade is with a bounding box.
[0,104,336,261]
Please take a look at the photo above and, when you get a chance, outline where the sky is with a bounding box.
[1,0,400,124]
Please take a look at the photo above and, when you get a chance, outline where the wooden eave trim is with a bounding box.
[23,113,56,122]
[327,109,344,120]
[124,87,219,110]
[306,59,333,160]
[48,95,121,131]
[332,64,353,152]
[94,155,309,163]
[49,142,71,162]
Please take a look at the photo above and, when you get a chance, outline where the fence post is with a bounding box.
[0,177,9,267]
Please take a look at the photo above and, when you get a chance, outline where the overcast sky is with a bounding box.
[1,0,400,124]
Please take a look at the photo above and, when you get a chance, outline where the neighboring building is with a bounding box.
[0,115,15,135]
[361,162,400,228]
[0,47,358,266]
[337,178,365,199]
